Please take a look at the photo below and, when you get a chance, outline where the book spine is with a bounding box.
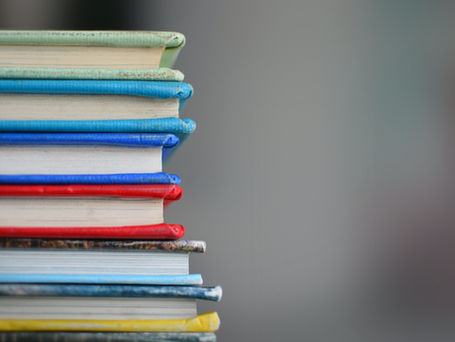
[0,224,184,240]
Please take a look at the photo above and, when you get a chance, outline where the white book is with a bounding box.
[0,296,198,320]
[0,240,207,285]
[0,133,178,175]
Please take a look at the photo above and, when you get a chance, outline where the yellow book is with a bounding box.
[0,312,219,332]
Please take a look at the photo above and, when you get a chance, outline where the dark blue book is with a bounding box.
[0,173,181,185]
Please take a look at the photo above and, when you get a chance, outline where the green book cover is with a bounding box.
[0,31,185,80]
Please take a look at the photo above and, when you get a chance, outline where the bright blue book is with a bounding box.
[0,118,196,145]
[0,284,222,301]
[0,133,179,176]
[0,132,178,148]
[0,274,203,285]
[0,80,192,106]
[0,173,181,185]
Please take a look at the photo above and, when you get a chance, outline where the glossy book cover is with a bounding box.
[0,312,220,332]
[0,284,222,301]
[0,239,206,252]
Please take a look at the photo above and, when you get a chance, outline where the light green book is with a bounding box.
[0,31,185,80]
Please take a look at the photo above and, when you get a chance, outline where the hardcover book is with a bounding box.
[0,133,179,175]
[0,118,196,146]
[0,80,193,121]
[0,184,182,236]
[0,240,206,285]
[0,30,186,80]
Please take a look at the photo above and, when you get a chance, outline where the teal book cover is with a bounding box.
[0,80,196,145]
[0,284,222,301]
[0,118,196,146]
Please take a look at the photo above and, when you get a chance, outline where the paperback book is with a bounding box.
[0,239,206,285]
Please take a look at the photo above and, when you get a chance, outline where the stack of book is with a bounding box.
[0,31,220,342]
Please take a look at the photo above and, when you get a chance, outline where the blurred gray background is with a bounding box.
[2,1,455,341]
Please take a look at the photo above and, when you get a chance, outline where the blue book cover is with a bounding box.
[0,118,196,146]
[0,173,181,185]
[0,332,216,342]
[0,132,179,161]
[0,274,203,286]
[0,80,193,108]
[0,284,222,301]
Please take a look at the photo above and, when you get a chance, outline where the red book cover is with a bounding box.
[0,185,184,239]
[0,184,182,207]
[0,223,185,240]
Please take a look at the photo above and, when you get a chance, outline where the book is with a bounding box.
[0,332,217,342]
[0,172,181,185]
[0,30,185,80]
[0,285,221,320]
[0,311,220,332]
[0,240,206,285]
[0,133,179,175]
[0,184,182,233]
[0,29,221,338]
[0,80,193,121]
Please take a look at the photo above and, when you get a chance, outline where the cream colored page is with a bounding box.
[0,45,164,68]
[0,197,163,227]
[0,95,179,120]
